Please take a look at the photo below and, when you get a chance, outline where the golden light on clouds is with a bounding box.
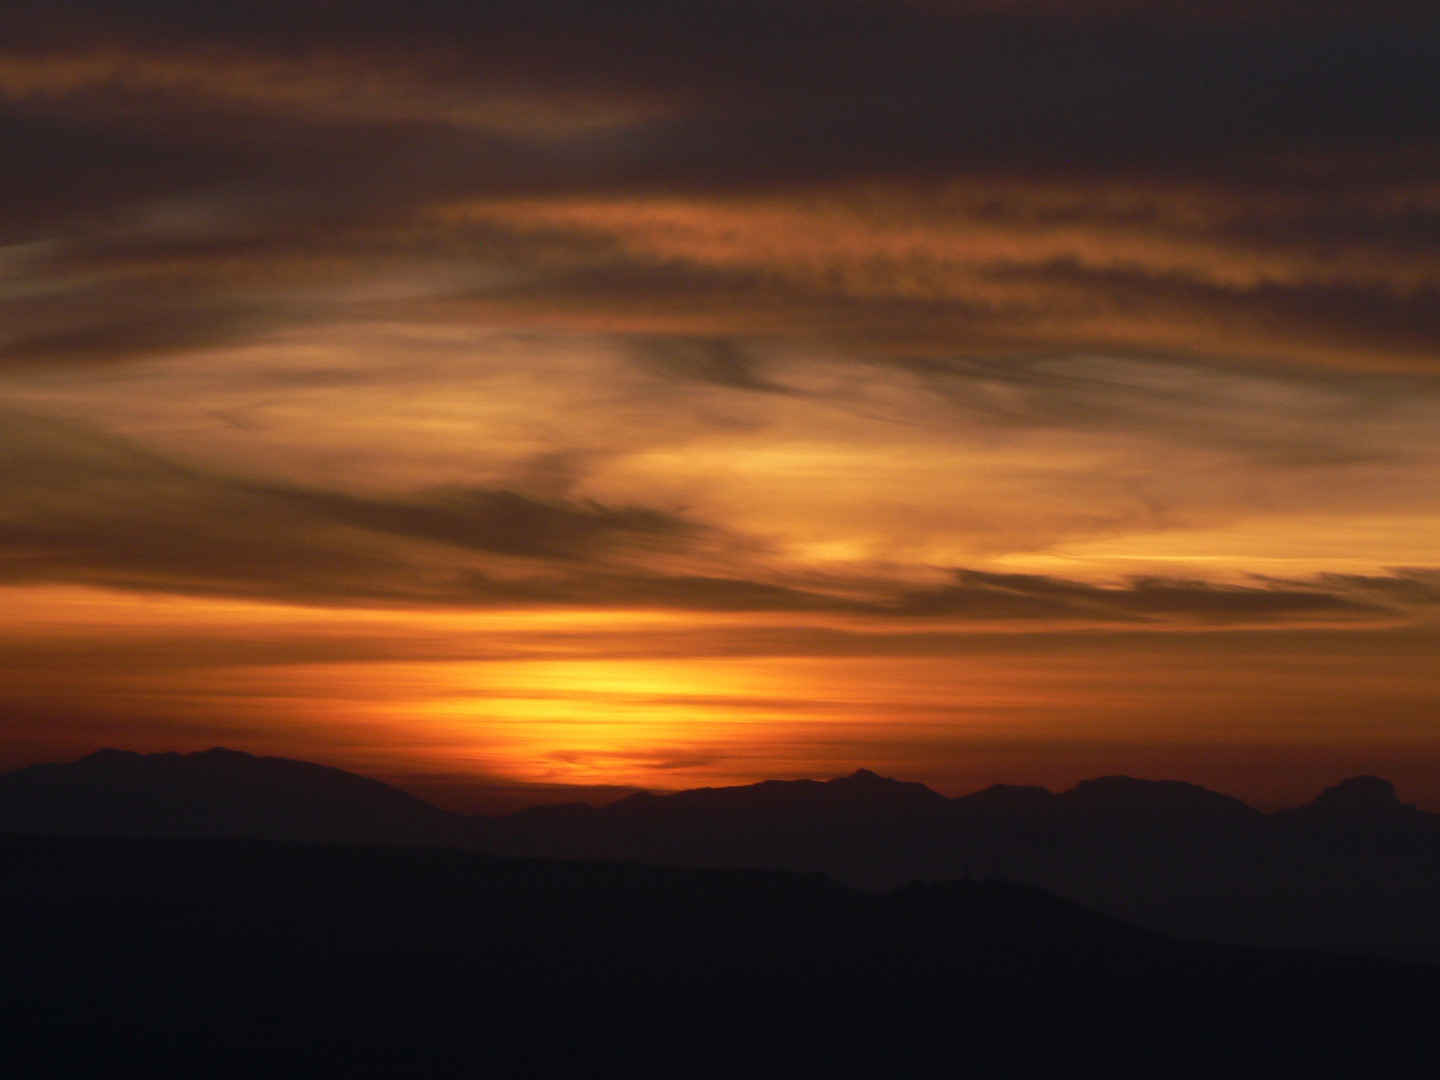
[3,0,1439,807]
[3,581,1439,807]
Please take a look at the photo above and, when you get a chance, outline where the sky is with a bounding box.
[2,0,1439,811]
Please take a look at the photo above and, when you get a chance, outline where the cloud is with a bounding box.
[419,186,1440,371]
[259,486,690,562]
[0,410,708,605]
[887,569,1401,622]
[0,2,1437,373]
[3,0,1426,188]
[627,335,793,394]
[1,408,1435,628]
[5,1,1440,801]
[886,352,1440,468]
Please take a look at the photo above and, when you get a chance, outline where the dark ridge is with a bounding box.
[1056,775,1264,826]
[954,782,1057,816]
[5,749,1440,965]
[3,833,1439,1078]
[827,767,950,808]
[0,746,468,846]
[1298,775,1418,820]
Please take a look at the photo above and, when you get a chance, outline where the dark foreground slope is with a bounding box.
[3,835,1440,1079]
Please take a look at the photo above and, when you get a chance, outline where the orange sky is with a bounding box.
[1,1,1438,810]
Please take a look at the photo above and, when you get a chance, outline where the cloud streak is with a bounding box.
[0,1,1438,372]
[1,409,1434,629]
[0,410,705,605]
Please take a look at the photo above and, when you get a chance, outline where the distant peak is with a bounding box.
[1060,776,1260,822]
[824,769,947,807]
[1317,775,1397,801]
[828,769,921,790]
[1308,776,1411,816]
[78,748,138,761]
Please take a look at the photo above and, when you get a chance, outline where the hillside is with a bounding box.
[3,833,1439,1077]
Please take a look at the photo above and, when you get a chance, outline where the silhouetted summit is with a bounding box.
[0,747,466,845]
[1299,776,1419,823]
[1057,776,1262,827]
[825,768,949,810]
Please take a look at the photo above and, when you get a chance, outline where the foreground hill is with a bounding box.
[5,749,1440,962]
[3,833,1439,1078]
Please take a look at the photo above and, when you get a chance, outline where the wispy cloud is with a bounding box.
[1,2,1438,371]
[4,1,1440,798]
[2,409,1434,628]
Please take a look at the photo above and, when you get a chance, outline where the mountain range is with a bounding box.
[4,748,1439,963]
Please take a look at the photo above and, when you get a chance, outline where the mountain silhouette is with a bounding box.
[1052,775,1262,827]
[1283,775,1424,825]
[4,749,1440,964]
[0,747,468,845]
[3,833,1439,1078]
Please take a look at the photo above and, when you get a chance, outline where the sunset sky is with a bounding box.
[3,0,1439,811]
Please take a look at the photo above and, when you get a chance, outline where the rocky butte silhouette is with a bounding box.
[3,749,1440,962]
